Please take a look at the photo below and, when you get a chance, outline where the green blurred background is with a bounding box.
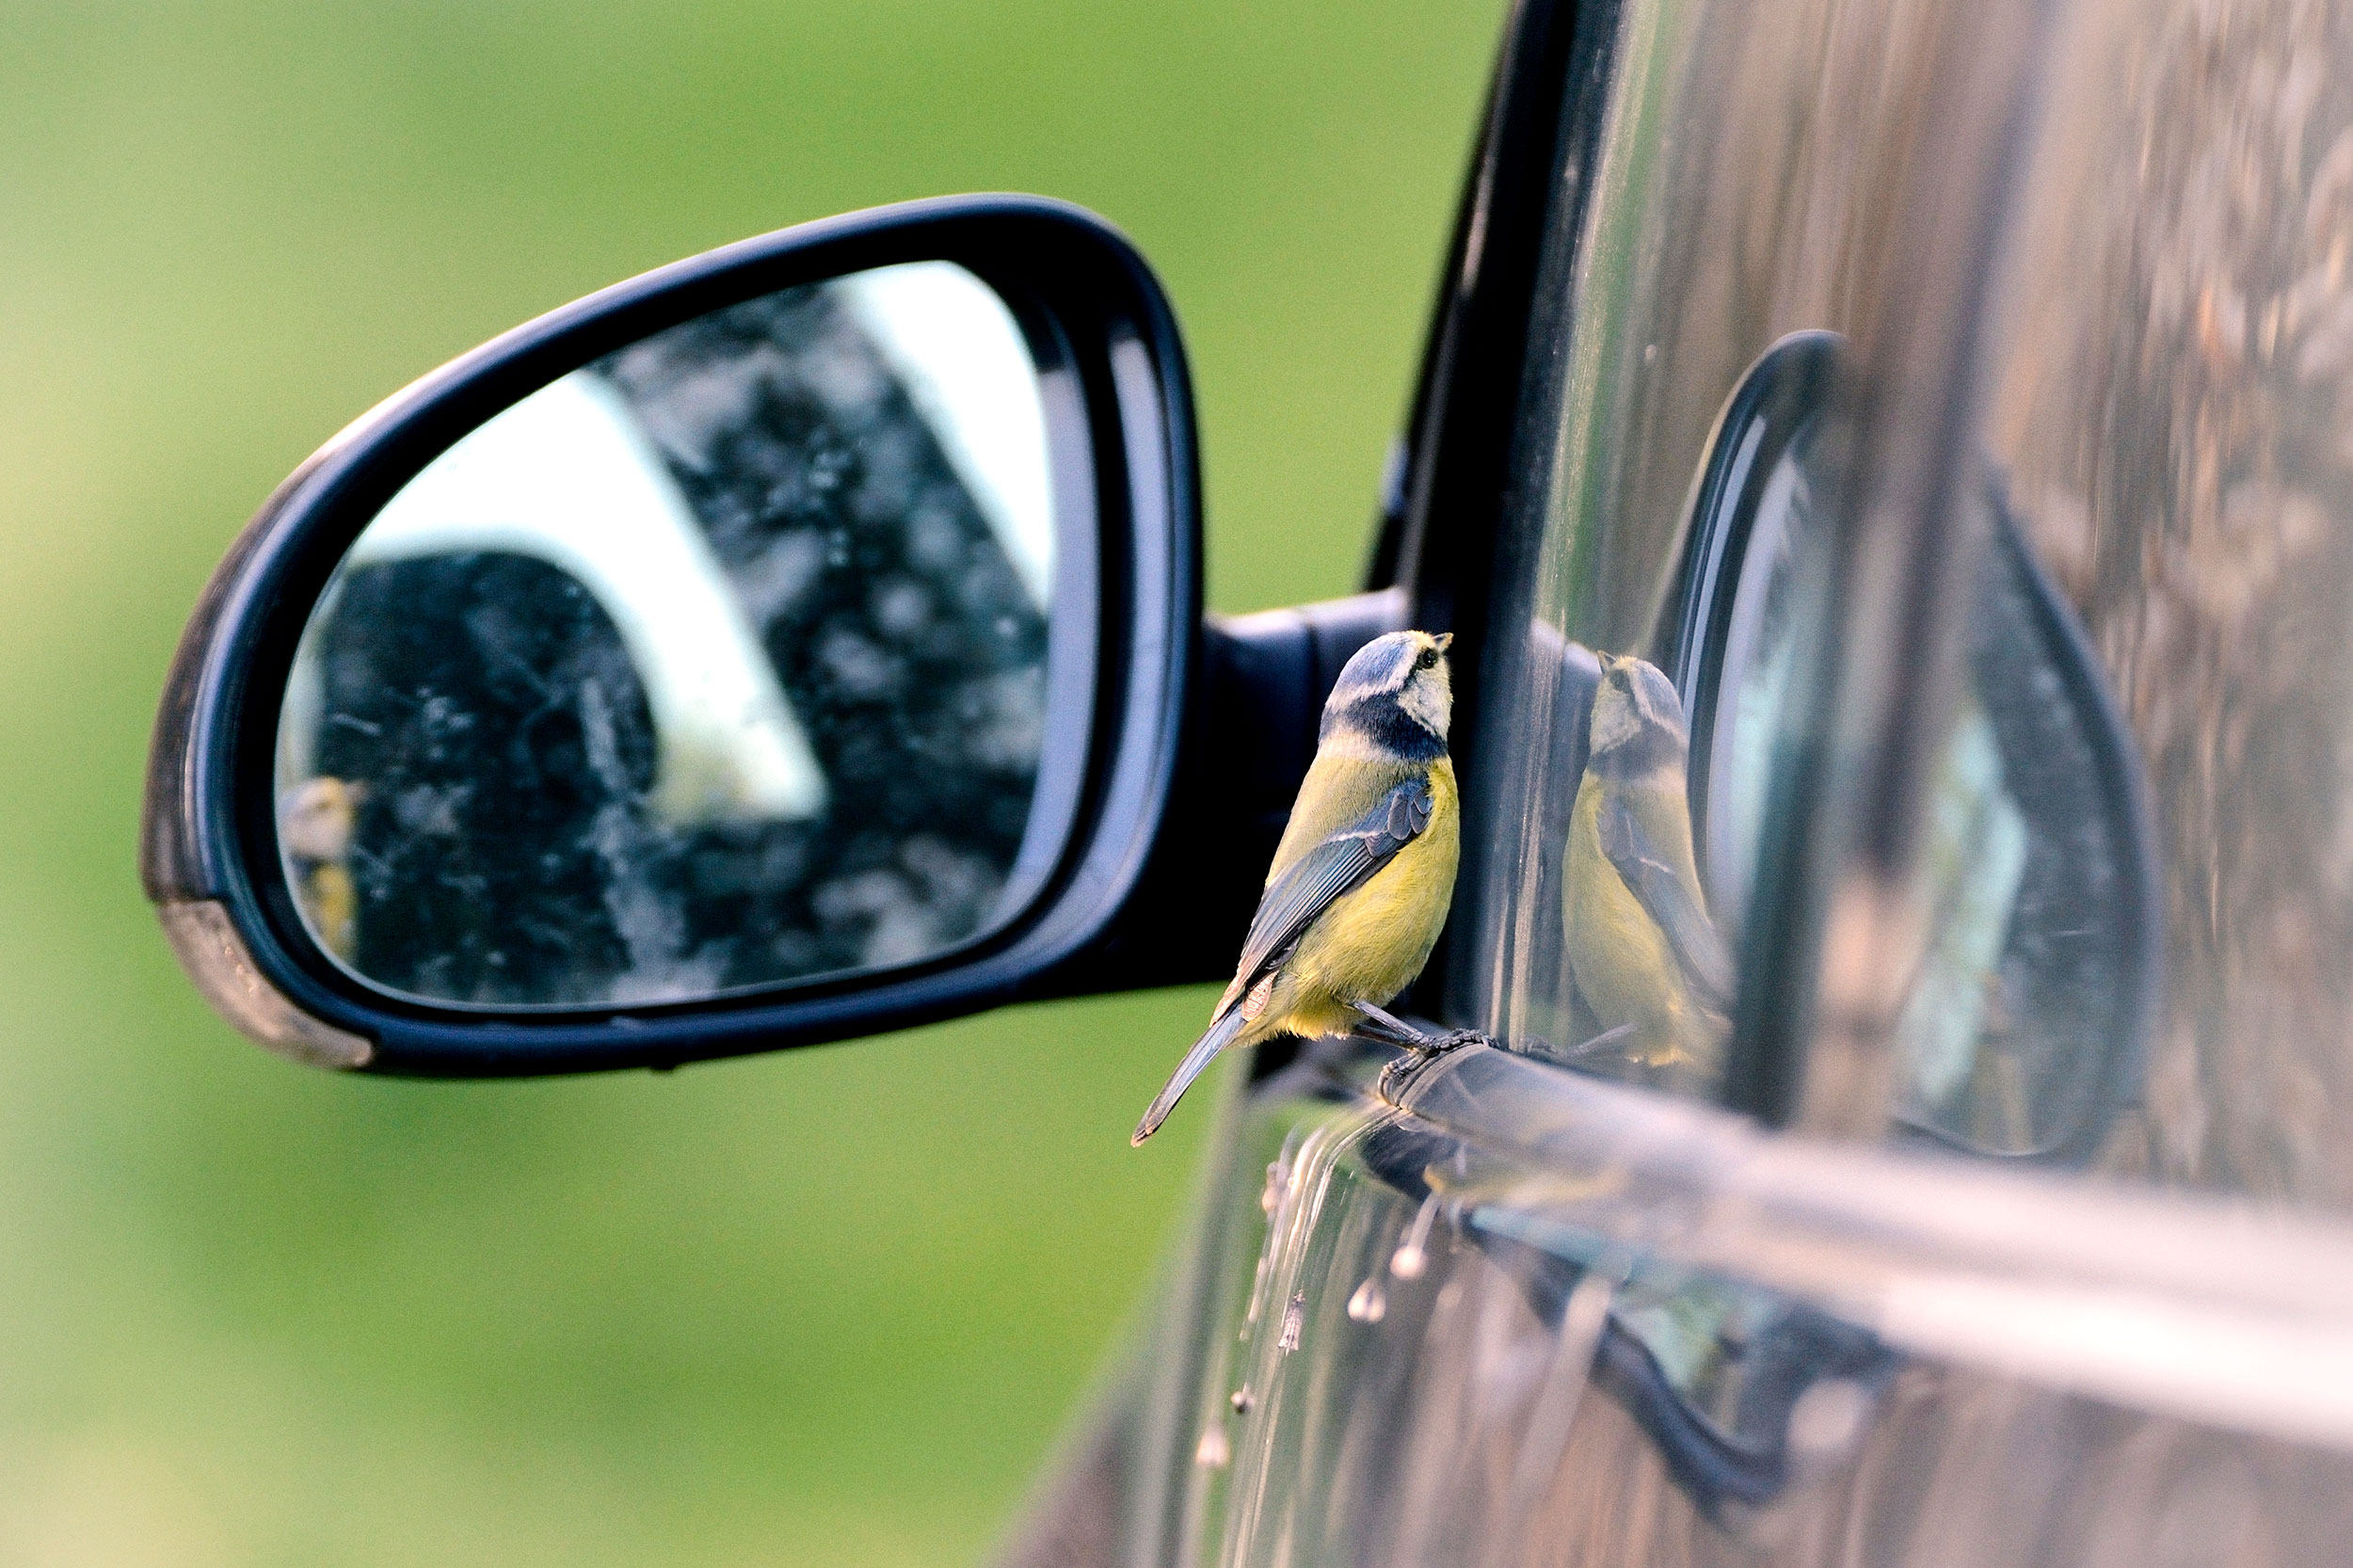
[0,3,1499,1562]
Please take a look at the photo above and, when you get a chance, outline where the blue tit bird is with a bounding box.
[1132,630,1464,1144]
[1561,652,1733,1075]
[280,775,363,962]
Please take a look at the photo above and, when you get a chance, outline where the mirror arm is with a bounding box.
[1049,587,1409,995]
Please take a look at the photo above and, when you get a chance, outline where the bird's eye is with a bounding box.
[1416,648,1438,670]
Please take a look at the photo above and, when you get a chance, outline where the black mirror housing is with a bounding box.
[142,195,1203,1076]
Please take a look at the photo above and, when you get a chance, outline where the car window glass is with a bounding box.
[1450,0,2155,1162]
[1977,0,2353,1206]
[1458,0,2353,1211]
[1451,0,1963,1103]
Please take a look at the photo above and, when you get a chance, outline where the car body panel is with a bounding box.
[1062,1044,2353,1568]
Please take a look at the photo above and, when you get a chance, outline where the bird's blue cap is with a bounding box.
[1324,630,1450,713]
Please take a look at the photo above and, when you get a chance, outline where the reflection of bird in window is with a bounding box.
[1133,631,1465,1144]
[1563,654,1732,1078]
[280,776,363,962]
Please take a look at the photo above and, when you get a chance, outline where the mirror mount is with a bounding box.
[1048,587,1410,997]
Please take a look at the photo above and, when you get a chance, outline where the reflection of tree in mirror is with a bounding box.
[302,281,1048,1005]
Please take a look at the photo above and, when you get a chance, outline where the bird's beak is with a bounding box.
[1433,632,1453,652]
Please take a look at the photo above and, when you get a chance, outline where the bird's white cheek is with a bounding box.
[1401,678,1449,741]
[1589,696,1637,755]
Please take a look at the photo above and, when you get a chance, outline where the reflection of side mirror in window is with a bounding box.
[1666,333,2160,1165]
[1483,340,2169,1519]
[1886,485,2160,1161]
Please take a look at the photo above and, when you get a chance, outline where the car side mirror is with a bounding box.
[141,195,1228,1076]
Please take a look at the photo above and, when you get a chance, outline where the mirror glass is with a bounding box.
[275,262,1079,1008]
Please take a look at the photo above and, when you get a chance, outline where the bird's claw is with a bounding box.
[1373,1027,1494,1101]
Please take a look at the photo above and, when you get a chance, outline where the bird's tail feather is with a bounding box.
[1132,1006,1251,1145]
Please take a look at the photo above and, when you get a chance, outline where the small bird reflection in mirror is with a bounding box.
[1561,654,1731,1076]
[280,776,365,962]
[1132,630,1474,1144]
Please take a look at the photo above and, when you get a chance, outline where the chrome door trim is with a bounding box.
[1384,1046,2353,1450]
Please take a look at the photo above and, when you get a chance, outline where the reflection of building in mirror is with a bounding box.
[277,264,1064,1008]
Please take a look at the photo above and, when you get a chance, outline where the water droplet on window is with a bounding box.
[1260,1160,1289,1214]
[1195,1422,1230,1468]
[1788,1377,1873,1462]
[1347,1278,1387,1322]
[1392,1192,1441,1278]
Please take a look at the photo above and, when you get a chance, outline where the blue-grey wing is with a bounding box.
[1216,776,1434,1020]
[1596,793,1734,1012]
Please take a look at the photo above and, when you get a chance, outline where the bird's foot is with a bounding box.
[1354,1001,1494,1056]
[1374,1032,1494,1101]
[1357,1003,1496,1100]
[1417,1027,1493,1057]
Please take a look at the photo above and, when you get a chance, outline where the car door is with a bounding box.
[1000,0,2353,1563]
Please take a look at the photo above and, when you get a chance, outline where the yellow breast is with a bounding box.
[1277,760,1460,1036]
[1562,775,1715,1066]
